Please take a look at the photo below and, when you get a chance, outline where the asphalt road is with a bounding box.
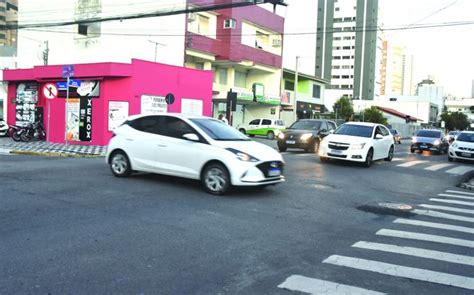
[1,140,473,294]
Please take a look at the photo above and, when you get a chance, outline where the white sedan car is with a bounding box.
[318,122,395,167]
[106,114,285,195]
[448,131,474,162]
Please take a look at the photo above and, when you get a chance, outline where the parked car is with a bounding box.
[0,118,7,137]
[410,129,448,154]
[238,118,285,140]
[448,131,474,162]
[276,119,337,153]
[318,122,395,167]
[389,128,401,144]
[106,114,285,195]
[446,130,460,144]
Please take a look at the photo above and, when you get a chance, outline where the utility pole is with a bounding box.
[293,55,299,123]
[148,40,165,62]
[43,40,49,65]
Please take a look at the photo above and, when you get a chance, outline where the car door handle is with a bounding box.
[125,138,134,141]
[157,144,167,147]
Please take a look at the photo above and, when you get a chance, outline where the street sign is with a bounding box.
[43,83,58,99]
[165,93,175,105]
[62,65,74,78]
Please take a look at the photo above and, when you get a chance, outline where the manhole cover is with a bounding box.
[378,203,413,210]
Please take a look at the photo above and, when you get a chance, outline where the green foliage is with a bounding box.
[440,111,470,131]
[333,96,354,121]
[363,106,388,125]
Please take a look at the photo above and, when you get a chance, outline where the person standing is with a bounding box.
[218,114,229,125]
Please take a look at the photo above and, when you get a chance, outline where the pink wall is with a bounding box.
[5,59,213,146]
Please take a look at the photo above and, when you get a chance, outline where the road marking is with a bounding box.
[323,255,474,290]
[419,204,474,215]
[352,241,474,266]
[424,163,453,171]
[445,166,474,175]
[394,218,474,234]
[394,151,410,154]
[277,275,385,295]
[429,198,474,207]
[413,209,474,223]
[446,190,474,196]
[376,229,474,248]
[438,193,474,200]
[392,157,404,161]
[397,160,428,167]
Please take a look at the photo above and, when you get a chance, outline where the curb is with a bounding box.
[10,150,105,158]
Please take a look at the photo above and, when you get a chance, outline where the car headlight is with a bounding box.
[433,140,440,146]
[300,133,312,141]
[452,143,458,148]
[412,138,417,143]
[351,143,366,150]
[226,148,259,162]
[277,133,285,140]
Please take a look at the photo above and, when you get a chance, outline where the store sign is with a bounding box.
[56,80,100,98]
[141,95,167,114]
[66,99,80,141]
[108,101,129,131]
[256,94,281,105]
[236,89,254,101]
[79,97,93,141]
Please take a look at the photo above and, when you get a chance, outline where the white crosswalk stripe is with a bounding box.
[419,204,474,215]
[438,193,474,200]
[413,209,474,223]
[352,241,474,266]
[397,160,429,167]
[392,157,404,161]
[323,255,474,290]
[424,163,453,171]
[429,198,474,207]
[278,275,385,295]
[393,218,474,234]
[445,165,474,175]
[445,190,474,196]
[376,229,474,248]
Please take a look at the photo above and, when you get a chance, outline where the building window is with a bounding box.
[212,66,217,82]
[342,56,350,59]
[333,65,340,69]
[332,75,340,79]
[234,71,247,88]
[343,36,351,40]
[195,63,204,70]
[78,24,88,36]
[334,56,341,60]
[335,7,340,11]
[342,75,350,79]
[343,46,351,50]
[334,37,341,40]
[198,14,210,35]
[219,68,227,85]
[224,19,236,29]
[312,84,321,98]
[255,31,269,49]
[284,80,295,91]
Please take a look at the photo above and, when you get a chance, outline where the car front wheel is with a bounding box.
[364,149,373,168]
[202,163,230,195]
[267,131,275,140]
[385,145,394,161]
[110,151,132,177]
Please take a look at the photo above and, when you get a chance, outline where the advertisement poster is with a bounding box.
[141,95,167,114]
[57,80,100,98]
[108,101,129,131]
[181,98,203,116]
[66,99,80,141]
[15,83,38,126]
[79,97,93,142]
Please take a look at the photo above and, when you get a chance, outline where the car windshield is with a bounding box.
[334,124,373,138]
[416,130,440,138]
[390,129,398,135]
[190,118,249,141]
[448,131,458,135]
[455,132,474,143]
[288,120,321,130]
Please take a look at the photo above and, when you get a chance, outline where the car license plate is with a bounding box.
[462,152,471,157]
[420,145,427,148]
[286,140,295,144]
[268,168,281,177]
[330,149,343,155]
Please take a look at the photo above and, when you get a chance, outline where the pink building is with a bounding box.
[3,59,213,146]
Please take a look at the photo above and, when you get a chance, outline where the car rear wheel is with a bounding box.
[410,148,415,153]
[110,151,132,177]
[202,163,230,195]
[385,145,394,161]
[239,128,246,135]
[363,149,373,168]
[267,131,275,140]
[448,155,454,162]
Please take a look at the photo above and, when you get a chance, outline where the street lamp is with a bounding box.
[293,55,299,122]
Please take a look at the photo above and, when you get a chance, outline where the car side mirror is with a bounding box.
[182,133,200,142]
[319,129,327,134]
[375,134,383,140]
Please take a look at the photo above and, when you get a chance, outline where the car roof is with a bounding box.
[343,122,379,127]
[126,113,209,121]
[459,131,474,134]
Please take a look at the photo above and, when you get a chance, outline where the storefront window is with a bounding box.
[234,71,247,88]
[219,68,228,85]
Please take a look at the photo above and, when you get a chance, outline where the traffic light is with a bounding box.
[405,115,410,124]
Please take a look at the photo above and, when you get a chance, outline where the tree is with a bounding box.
[363,106,388,125]
[440,111,469,131]
[333,96,353,121]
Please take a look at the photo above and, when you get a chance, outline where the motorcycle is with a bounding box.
[20,122,46,142]
[8,125,24,141]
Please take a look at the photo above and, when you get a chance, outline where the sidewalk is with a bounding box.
[0,137,106,157]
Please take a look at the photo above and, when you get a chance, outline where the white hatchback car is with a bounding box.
[448,131,474,162]
[318,122,395,167]
[106,114,285,194]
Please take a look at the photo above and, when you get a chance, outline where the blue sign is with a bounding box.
[57,80,81,90]
[62,65,74,78]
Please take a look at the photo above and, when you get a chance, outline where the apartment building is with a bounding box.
[315,0,382,111]
[380,40,415,97]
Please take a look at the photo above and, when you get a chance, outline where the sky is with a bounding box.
[380,0,474,97]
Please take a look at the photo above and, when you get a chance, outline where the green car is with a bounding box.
[238,118,286,140]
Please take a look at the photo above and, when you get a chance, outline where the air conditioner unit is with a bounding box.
[188,13,196,22]
[272,39,282,47]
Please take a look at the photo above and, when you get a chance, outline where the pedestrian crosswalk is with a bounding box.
[278,189,474,293]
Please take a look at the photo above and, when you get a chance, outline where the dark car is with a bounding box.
[411,129,449,154]
[277,119,337,153]
[389,128,401,144]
